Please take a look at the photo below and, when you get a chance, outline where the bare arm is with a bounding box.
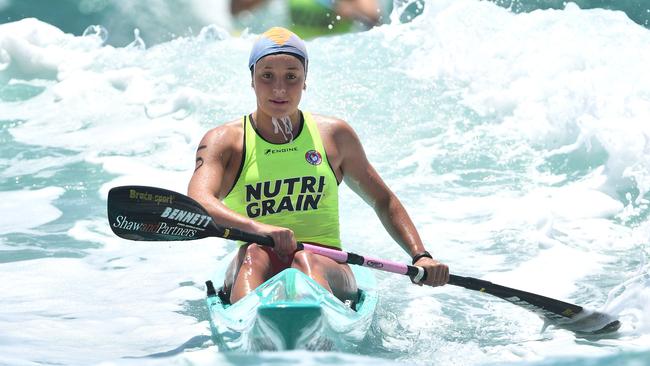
[336,0,381,27]
[336,120,449,286]
[187,124,297,255]
[188,126,256,231]
[230,0,267,15]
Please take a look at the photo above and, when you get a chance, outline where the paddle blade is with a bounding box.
[107,185,224,241]
[550,309,621,335]
[449,275,620,335]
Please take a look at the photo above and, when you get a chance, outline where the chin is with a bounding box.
[265,105,296,117]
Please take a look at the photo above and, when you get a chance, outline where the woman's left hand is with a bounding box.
[413,257,449,287]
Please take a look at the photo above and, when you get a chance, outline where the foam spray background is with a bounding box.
[1,0,650,365]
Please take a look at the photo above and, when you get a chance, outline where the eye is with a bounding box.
[261,72,272,79]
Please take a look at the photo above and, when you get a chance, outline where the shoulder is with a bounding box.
[198,118,244,150]
[310,113,359,143]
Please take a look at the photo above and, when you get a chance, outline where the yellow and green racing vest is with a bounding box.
[222,111,341,248]
[288,0,353,39]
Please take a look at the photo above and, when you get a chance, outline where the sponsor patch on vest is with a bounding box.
[265,147,298,155]
[245,176,326,218]
[305,150,322,165]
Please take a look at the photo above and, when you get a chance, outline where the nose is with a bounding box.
[271,78,288,96]
[272,88,286,96]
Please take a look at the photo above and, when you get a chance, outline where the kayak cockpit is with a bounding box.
[206,267,378,351]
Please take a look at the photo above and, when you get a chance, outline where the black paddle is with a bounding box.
[106,185,621,335]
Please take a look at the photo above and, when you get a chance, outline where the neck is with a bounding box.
[252,109,301,143]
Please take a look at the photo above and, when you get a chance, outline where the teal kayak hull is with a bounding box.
[206,261,378,351]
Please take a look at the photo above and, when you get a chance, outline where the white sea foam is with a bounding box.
[390,0,650,199]
[0,187,65,234]
[0,218,229,365]
[1,2,650,365]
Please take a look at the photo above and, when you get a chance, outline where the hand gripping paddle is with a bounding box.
[107,185,621,335]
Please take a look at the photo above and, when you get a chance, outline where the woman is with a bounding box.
[188,27,448,304]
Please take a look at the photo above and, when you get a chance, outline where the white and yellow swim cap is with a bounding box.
[248,27,308,72]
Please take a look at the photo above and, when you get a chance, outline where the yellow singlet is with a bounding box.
[222,111,341,248]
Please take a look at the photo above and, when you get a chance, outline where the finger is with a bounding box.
[272,233,285,253]
[436,267,446,286]
[272,232,281,248]
[422,265,436,286]
[426,265,434,284]
[439,266,449,286]
[429,267,442,287]
[283,232,293,252]
[276,236,289,255]
[287,233,296,253]
[288,231,297,250]
[282,230,295,254]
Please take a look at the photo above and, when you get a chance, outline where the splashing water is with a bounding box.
[1,0,650,365]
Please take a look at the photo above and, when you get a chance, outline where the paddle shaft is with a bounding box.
[213,224,583,316]
[216,224,428,279]
[107,185,598,325]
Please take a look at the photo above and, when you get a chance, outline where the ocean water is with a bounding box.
[1,0,650,365]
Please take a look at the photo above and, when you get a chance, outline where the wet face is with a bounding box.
[252,54,306,118]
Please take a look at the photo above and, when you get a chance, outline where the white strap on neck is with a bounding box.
[271,115,294,142]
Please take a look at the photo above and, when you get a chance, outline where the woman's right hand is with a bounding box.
[252,222,297,257]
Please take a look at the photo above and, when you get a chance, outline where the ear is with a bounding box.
[303,83,307,90]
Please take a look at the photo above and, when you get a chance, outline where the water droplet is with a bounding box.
[0,48,10,71]
[198,25,229,41]
[82,25,109,45]
[127,28,146,50]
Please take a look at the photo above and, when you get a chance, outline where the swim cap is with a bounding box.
[248,27,308,72]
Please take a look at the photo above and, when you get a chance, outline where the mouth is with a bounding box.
[269,99,289,105]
